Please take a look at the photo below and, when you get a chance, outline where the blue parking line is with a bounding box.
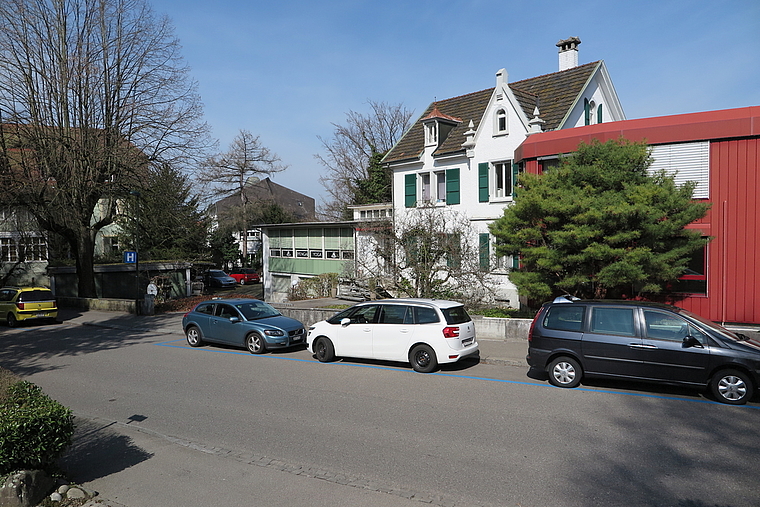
[155,339,760,409]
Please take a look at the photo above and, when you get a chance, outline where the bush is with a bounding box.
[0,381,74,475]
[289,273,338,301]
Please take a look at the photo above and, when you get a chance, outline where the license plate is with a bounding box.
[462,338,473,346]
[35,313,47,318]
[292,336,302,341]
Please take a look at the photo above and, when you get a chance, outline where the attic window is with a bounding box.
[494,109,508,136]
[424,122,438,146]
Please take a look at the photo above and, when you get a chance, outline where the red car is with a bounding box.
[228,268,260,285]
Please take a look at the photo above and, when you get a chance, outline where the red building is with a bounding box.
[515,106,760,324]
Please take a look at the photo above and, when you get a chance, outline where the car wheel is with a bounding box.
[7,313,17,328]
[246,333,266,354]
[710,369,753,405]
[185,326,203,347]
[315,337,335,362]
[410,344,437,373]
[547,356,582,388]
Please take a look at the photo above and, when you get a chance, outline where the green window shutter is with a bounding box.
[404,174,416,208]
[478,162,489,202]
[479,233,490,271]
[511,162,519,197]
[512,255,519,269]
[446,168,460,205]
[597,103,603,124]
[584,98,590,126]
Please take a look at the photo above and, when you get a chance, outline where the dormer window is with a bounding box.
[494,108,508,135]
[424,122,438,146]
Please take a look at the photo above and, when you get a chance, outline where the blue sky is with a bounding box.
[148,0,760,208]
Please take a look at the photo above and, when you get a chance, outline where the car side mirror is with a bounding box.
[340,318,351,327]
[229,316,240,324]
[682,335,703,349]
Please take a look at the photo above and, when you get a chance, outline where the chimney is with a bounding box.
[556,37,581,71]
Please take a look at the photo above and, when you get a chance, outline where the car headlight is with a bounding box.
[264,329,284,336]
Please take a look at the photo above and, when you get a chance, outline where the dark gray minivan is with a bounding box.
[527,297,760,404]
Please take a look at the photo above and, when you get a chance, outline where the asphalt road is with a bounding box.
[2,318,759,507]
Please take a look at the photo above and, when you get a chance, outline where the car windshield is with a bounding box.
[209,270,227,277]
[441,305,471,325]
[235,301,281,320]
[681,309,743,341]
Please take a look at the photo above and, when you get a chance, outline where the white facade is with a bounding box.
[385,40,625,307]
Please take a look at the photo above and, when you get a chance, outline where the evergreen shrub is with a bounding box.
[0,381,74,474]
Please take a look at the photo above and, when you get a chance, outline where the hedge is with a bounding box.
[0,381,74,474]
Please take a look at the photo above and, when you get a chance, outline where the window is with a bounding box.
[478,161,514,201]
[0,236,47,262]
[544,305,586,332]
[413,306,440,324]
[584,98,590,126]
[643,311,690,342]
[408,169,460,207]
[479,233,490,271]
[590,307,635,336]
[421,173,431,201]
[1,238,17,262]
[494,108,507,135]
[425,122,437,146]
[436,172,446,203]
[494,161,512,198]
[379,305,408,324]
[673,244,707,294]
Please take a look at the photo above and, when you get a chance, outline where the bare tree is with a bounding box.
[316,100,413,219]
[199,129,286,262]
[0,0,211,298]
[355,206,497,306]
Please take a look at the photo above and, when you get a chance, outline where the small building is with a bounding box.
[514,105,760,324]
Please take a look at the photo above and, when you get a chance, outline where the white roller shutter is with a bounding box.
[649,142,709,199]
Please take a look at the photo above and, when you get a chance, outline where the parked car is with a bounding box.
[182,298,306,354]
[202,269,237,289]
[0,286,58,327]
[306,299,479,373]
[527,297,760,405]
[228,268,260,285]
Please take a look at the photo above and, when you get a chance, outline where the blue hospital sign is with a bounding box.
[124,251,137,263]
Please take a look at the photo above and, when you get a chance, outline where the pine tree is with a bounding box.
[489,139,711,302]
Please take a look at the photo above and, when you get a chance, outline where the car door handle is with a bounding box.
[629,343,657,350]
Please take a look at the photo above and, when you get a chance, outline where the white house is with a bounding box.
[382,38,625,306]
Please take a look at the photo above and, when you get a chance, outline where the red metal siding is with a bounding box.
[516,106,760,323]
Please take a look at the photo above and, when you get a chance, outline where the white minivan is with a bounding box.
[307,299,479,373]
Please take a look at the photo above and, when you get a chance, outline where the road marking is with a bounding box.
[155,339,760,409]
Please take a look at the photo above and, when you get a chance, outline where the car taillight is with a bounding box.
[16,302,25,310]
[528,307,545,342]
[442,326,459,338]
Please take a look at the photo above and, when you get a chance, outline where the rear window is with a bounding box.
[195,303,214,315]
[441,305,471,325]
[18,290,54,302]
[543,305,585,332]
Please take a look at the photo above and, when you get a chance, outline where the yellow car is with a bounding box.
[0,286,58,327]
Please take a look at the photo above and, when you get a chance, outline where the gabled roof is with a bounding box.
[510,61,600,130]
[384,88,493,164]
[383,61,601,165]
[212,177,316,222]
